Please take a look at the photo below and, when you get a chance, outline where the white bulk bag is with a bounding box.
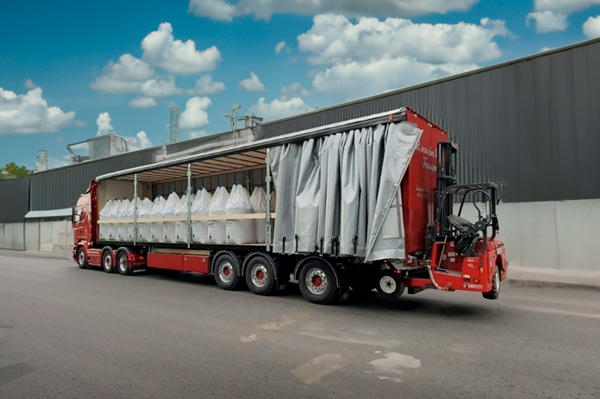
[99,199,112,240]
[150,195,166,242]
[126,198,140,241]
[137,197,153,242]
[250,186,267,243]
[117,198,131,240]
[162,191,180,243]
[191,187,213,244]
[226,183,255,244]
[207,186,229,244]
[174,191,192,243]
[108,199,121,240]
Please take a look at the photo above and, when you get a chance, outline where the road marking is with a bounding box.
[291,354,344,385]
[239,334,258,342]
[517,305,600,320]
[297,331,402,348]
[366,352,421,383]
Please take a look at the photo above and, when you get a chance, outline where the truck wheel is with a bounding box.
[76,247,88,269]
[298,260,337,305]
[483,267,501,300]
[102,250,115,273]
[117,251,131,276]
[376,269,405,299]
[214,253,241,290]
[245,255,276,295]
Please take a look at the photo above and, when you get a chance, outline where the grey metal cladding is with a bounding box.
[256,39,600,203]
[29,149,155,211]
[0,177,30,222]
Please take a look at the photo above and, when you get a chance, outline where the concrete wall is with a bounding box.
[0,223,25,250]
[495,199,600,271]
[0,220,72,253]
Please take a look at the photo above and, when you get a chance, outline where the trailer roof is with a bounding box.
[96,108,407,184]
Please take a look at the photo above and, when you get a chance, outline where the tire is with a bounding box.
[245,255,276,295]
[483,267,501,300]
[102,250,115,273]
[376,269,405,299]
[117,251,131,276]
[214,253,241,290]
[76,247,88,269]
[298,260,337,305]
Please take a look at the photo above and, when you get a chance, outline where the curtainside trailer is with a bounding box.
[72,108,508,304]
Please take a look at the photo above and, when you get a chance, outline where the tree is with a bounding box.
[0,162,33,180]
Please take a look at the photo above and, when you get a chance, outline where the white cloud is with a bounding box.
[139,76,182,97]
[180,97,212,129]
[90,54,155,94]
[189,0,478,21]
[0,87,77,135]
[299,15,511,66]
[583,15,600,38]
[96,112,116,136]
[141,22,221,75]
[129,97,159,108]
[187,74,226,95]
[47,156,71,169]
[248,97,313,121]
[239,72,266,91]
[275,41,289,54]
[297,15,509,100]
[188,0,236,21]
[24,79,38,90]
[540,46,553,52]
[526,11,568,33]
[527,0,600,34]
[312,57,478,100]
[533,0,600,13]
[280,82,310,100]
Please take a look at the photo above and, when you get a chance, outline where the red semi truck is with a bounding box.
[72,108,508,304]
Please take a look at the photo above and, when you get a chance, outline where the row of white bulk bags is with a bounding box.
[97,185,273,244]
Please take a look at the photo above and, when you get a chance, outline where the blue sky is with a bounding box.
[1,0,600,170]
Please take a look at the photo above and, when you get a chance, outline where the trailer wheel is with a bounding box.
[214,253,241,291]
[298,260,337,305]
[102,250,115,273]
[376,269,405,299]
[117,251,131,276]
[76,247,88,269]
[245,255,276,295]
[483,267,501,300]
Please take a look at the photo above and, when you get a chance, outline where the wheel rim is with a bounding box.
[119,255,128,273]
[78,250,85,265]
[493,269,500,292]
[379,275,397,295]
[219,262,234,283]
[306,267,327,295]
[103,254,112,269]
[251,264,268,288]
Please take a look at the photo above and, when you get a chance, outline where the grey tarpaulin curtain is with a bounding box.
[269,121,422,261]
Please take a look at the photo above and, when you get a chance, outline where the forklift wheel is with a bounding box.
[483,267,500,300]
[376,269,405,299]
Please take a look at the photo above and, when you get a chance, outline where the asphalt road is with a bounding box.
[1,251,599,399]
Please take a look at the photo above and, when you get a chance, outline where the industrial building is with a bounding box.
[1,37,599,271]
